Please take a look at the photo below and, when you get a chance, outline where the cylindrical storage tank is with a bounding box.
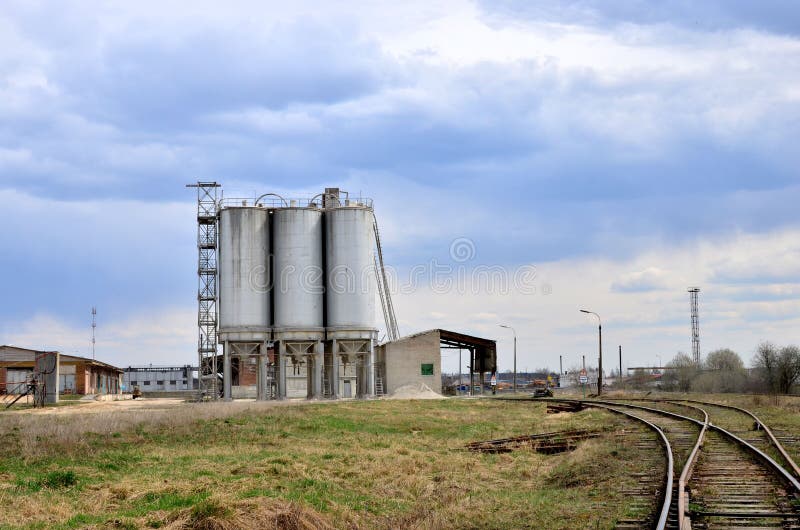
[273,207,324,330]
[325,206,376,332]
[218,207,270,333]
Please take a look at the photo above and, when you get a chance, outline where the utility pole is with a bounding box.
[559,355,563,376]
[580,309,603,396]
[582,355,585,370]
[499,324,517,393]
[619,345,622,383]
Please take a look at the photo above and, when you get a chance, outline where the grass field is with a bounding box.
[0,397,663,530]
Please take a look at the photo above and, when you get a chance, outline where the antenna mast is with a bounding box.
[688,287,700,365]
[91,306,97,360]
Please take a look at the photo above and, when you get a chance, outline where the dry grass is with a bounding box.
[0,398,662,529]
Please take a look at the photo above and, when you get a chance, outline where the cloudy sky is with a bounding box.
[1,1,798,374]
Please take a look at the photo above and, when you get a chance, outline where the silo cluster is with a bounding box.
[216,188,378,400]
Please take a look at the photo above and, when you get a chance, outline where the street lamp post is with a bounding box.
[579,310,602,396]
[499,324,517,393]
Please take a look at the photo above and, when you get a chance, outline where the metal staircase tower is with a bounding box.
[373,216,399,342]
[187,182,221,399]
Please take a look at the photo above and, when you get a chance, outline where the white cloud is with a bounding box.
[390,226,800,375]
[1,307,195,368]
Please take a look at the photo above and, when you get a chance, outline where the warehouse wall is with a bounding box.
[382,331,442,395]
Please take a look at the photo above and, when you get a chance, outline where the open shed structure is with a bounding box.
[377,329,497,396]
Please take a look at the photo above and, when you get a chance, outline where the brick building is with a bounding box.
[0,345,123,396]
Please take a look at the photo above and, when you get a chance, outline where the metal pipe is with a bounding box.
[255,192,288,207]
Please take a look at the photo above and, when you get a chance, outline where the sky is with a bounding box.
[1,0,799,375]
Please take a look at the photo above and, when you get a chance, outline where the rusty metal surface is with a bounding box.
[465,428,601,454]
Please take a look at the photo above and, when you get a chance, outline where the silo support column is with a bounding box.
[257,342,268,401]
[278,341,287,399]
[369,340,375,397]
[313,341,323,399]
[331,340,339,399]
[223,341,232,401]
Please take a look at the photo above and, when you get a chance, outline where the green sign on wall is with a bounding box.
[421,363,434,376]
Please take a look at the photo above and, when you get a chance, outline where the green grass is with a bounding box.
[0,398,667,529]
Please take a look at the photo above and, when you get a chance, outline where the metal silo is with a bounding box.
[272,207,324,335]
[218,207,270,335]
[325,205,376,335]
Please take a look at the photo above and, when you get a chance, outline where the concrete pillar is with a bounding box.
[306,353,313,399]
[331,339,339,399]
[313,341,323,399]
[278,341,287,399]
[223,341,232,401]
[256,342,268,401]
[469,348,475,396]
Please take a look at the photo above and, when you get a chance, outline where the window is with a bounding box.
[156,380,164,385]
[421,363,434,376]
[130,381,138,386]
[143,381,150,386]
[169,380,177,385]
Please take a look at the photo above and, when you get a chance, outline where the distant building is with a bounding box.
[123,365,197,392]
[0,345,123,396]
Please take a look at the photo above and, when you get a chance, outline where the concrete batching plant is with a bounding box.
[187,184,398,401]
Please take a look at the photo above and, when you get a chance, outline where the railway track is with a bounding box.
[676,399,800,480]
[582,398,800,529]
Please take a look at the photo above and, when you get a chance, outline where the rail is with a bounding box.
[676,406,708,530]
[581,401,674,530]
[507,397,674,529]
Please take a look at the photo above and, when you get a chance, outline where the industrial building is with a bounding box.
[0,345,123,404]
[188,183,496,401]
[377,329,497,395]
[122,365,197,392]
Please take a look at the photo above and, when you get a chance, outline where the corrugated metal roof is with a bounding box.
[0,345,122,372]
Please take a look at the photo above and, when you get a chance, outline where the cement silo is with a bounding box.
[218,207,270,334]
[272,207,324,334]
[325,201,378,400]
[325,205,376,333]
[202,187,387,402]
[217,206,271,401]
[273,206,325,400]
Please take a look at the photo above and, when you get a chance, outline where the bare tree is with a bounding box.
[777,345,800,394]
[753,342,779,394]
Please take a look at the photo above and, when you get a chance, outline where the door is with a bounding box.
[343,380,351,398]
[7,369,33,394]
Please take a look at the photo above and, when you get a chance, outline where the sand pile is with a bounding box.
[387,383,444,400]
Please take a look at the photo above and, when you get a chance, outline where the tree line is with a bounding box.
[628,342,800,394]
